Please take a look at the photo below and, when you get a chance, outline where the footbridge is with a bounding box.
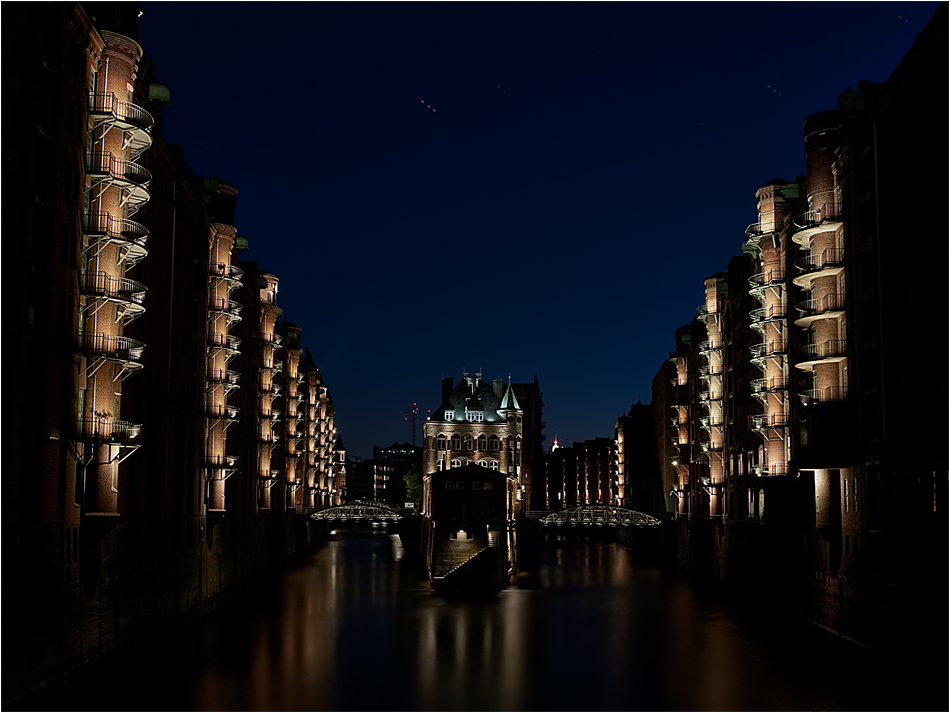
[530,505,662,528]
[311,500,407,523]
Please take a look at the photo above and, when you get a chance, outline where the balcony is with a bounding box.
[754,464,789,477]
[697,364,722,378]
[699,415,723,430]
[751,377,788,399]
[86,152,151,212]
[743,221,779,252]
[794,293,846,327]
[791,203,843,245]
[79,331,144,368]
[750,340,787,363]
[698,389,722,404]
[698,339,722,355]
[795,339,847,370]
[88,92,154,155]
[792,248,845,288]
[207,368,240,387]
[260,382,282,396]
[260,408,281,421]
[208,296,243,325]
[751,412,789,435]
[696,304,719,324]
[77,416,142,444]
[800,386,848,404]
[79,271,147,323]
[209,262,244,289]
[259,432,278,444]
[206,403,240,420]
[83,212,149,266]
[261,332,283,347]
[207,332,242,355]
[749,304,786,334]
[206,454,239,481]
[748,268,785,300]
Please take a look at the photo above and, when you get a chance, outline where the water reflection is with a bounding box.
[22,526,909,712]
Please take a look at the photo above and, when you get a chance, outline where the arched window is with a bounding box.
[451,434,461,450]
[451,459,461,468]
[463,434,473,450]
[477,435,487,451]
[489,460,499,471]
[489,435,500,451]
[479,460,488,468]
[436,434,446,451]
[437,458,444,471]
[462,458,471,466]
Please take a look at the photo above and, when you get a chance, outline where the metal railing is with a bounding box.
[87,151,152,188]
[792,202,842,230]
[801,386,848,403]
[750,341,787,359]
[750,304,787,322]
[794,247,845,273]
[209,263,244,281]
[83,212,148,247]
[751,413,790,429]
[699,339,722,354]
[79,271,147,304]
[749,268,785,289]
[207,332,242,351]
[751,377,788,393]
[206,454,239,468]
[206,403,239,419]
[754,464,789,477]
[78,416,141,442]
[207,368,240,385]
[795,293,846,318]
[797,339,847,362]
[88,92,154,132]
[208,296,243,316]
[79,332,144,361]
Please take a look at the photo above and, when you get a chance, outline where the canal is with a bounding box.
[21,526,925,711]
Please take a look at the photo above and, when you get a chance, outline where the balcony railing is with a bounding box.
[699,339,722,354]
[259,432,278,443]
[698,364,722,377]
[796,339,848,363]
[700,416,723,429]
[750,341,787,360]
[206,403,240,419]
[751,377,788,394]
[78,416,141,443]
[749,268,785,292]
[754,464,788,477]
[88,92,154,133]
[792,202,842,231]
[79,332,145,362]
[794,248,845,274]
[207,368,240,385]
[209,262,244,282]
[87,151,152,190]
[751,413,789,430]
[744,221,778,244]
[79,271,147,305]
[206,453,239,468]
[208,296,243,317]
[795,293,846,320]
[698,390,722,403]
[260,382,281,395]
[207,332,242,352]
[750,304,787,323]
[801,386,848,404]
[696,304,718,322]
[260,409,281,420]
[83,212,149,264]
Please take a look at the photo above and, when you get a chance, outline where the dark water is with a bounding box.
[20,527,931,711]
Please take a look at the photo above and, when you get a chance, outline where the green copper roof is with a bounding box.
[501,382,521,410]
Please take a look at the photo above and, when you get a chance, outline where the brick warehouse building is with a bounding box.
[3,3,347,701]
[653,4,946,655]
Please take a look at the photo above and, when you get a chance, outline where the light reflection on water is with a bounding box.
[24,526,906,711]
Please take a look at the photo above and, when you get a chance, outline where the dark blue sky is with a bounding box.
[139,1,940,459]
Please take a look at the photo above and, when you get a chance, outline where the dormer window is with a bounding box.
[445,411,454,420]
[466,410,484,422]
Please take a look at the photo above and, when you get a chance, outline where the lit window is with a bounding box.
[479,460,488,468]
[445,411,454,420]
[489,460,499,471]
[451,459,461,468]
[437,458,444,471]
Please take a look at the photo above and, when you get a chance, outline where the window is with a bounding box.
[451,459,461,468]
[446,481,455,489]
[437,458,444,471]
[484,481,493,489]
[478,435,487,451]
[473,481,483,490]
[445,411,454,420]
[466,411,483,422]
[451,434,461,450]
[462,459,470,466]
[489,435,500,451]
[478,460,488,468]
[463,434,473,450]
[456,481,465,490]
[436,434,446,450]
[844,478,849,513]
[489,460,499,471]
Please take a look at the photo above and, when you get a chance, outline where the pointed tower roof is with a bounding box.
[500,380,521,410]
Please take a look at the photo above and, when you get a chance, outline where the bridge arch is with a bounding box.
[311,500,405,522]
[535,505,662,528]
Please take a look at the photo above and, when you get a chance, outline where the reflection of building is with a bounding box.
[652,4,945,657]
[423,371,527,514]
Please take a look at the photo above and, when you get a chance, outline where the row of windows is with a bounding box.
[444,410,484,422]
[434,434,520,451]
[436,458,499,471]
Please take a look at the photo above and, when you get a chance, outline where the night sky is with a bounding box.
[138,2,939,459]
